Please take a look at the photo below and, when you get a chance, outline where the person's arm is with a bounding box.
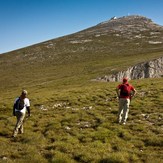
[130,86,137,98]
[25,98,31,117]
[26,106,31,117]
[116,87,120,98]
[132,88,137,97]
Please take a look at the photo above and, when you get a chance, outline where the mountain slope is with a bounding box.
[0,15,163,163]
[2,15,163,60]
[0,16,163,90]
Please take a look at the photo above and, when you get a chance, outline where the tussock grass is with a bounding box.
[0,28,163,162]
[0,78,162,162]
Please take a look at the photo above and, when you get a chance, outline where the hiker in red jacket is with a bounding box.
[116,78,136,124]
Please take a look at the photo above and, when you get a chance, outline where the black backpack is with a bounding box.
[15,98,24,110]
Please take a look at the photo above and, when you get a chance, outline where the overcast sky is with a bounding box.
[0,0,163,54]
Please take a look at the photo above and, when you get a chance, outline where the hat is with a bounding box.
[22,90,28,95]
[123,77,128,83]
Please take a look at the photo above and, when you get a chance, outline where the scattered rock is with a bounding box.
[2,157,7,160]
[65,126,71,130]
[141,114,149,119]
[81,106,93,110]
[39,105,48,111]
[77,121,91,128]
[52,102,68,108]
[148,41,162,44]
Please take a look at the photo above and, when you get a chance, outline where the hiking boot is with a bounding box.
[12,131,18,137]
[12,134,17,138]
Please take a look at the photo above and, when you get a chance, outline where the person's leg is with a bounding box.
[13,112,25,137]
[122,99,130,124]
[19,124,24,134]
[117,98,125,123]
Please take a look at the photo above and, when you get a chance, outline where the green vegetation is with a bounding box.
[0,77,162,162]
[0,16,163,162]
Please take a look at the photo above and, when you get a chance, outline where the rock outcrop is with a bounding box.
[97,57,163,82]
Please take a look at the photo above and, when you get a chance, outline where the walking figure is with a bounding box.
[13,90,30,137]
[116,78,136,124]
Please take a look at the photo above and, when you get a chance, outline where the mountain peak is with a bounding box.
[95,15,161,31]
[76,15,162,39]
[98,15,152,25]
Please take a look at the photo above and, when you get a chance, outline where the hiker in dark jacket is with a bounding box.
[12,90,30,137]
[116,78,136,125]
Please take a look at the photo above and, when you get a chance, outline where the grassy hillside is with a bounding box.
[0,16,163,92]
[0,78,162,162]
[0,15,163,162]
